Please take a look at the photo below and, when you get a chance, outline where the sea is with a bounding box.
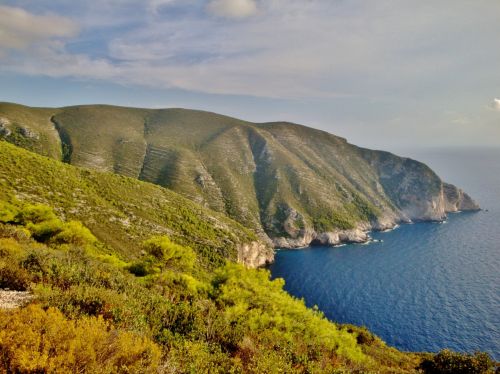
[269,147,500,360]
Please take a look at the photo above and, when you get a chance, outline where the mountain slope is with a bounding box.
[0,141,272,268]
[0,102,479,248]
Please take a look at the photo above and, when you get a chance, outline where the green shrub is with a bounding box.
[0,224,31,241]
[343,325,377,346]
[16,204,58,225]
[212,263,368,371]
[51,220,97,246]
[313,210,355,231]
[420,349,494,374]
[142,235,196,271]
[0,201,19,223]
[0,237,23,257]
[27,218,64,242]
[165,341,238,374]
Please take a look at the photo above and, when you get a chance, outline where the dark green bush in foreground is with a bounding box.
[420,349,495,374]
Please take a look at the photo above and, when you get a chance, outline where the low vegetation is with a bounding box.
[0,305,161,373]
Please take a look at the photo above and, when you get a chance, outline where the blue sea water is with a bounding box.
[269,148,500,359]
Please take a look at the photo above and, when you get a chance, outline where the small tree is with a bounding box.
[142,235,196,271]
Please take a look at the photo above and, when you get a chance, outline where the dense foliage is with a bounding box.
[0,140,266,269]
[419,350,495,374]
[0,200,423,373]
[0,305,160,373]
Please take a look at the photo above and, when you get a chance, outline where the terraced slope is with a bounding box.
[0,102,479,248]
[0,141,272,268]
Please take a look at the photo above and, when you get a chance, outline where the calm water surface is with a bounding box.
[269,148,500,359]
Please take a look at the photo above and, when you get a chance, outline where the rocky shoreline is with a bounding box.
[241,181,480,267]
[271,209,480,251]
[269,181,480,251]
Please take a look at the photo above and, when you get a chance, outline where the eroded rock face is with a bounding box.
[0,118,12,136]
[237,241,274,268]
[273,229,315,248]
[270,178,480,250]
[272,226,370,248]
[443,183,480,212]
[19,126,39,139]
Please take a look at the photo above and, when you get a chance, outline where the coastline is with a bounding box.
[269,208,481,251]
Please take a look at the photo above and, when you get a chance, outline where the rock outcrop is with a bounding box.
[443,183,480,212]
[237,241,274,268]
[0,290,33,310]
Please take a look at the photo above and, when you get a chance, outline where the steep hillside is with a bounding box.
[0,102,479,248]
[0,141,272,268]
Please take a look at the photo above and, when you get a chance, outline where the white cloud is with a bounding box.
[0,6,78,50]
[491,98,500,111]
[1,0,500,103]
[206,0,257,19]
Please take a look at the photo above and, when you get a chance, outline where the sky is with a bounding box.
[1,0,499,152]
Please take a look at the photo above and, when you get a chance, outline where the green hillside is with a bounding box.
[0,141,272,269]
[0,140,433,373]
[0,102,479,249]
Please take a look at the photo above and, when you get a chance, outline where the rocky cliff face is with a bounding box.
[273,227,370,248]
[443,183,480,212]
[237,241,275,268]
[0,102,480,255]
[268,148,480,248]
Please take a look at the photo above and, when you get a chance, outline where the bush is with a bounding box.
[165,341,238,374]
[27,218,64,242]
[16,204,58,225]
[51,220,97,246]
[0,260,31,290]
[0,201,19,223]
[344,325,377,346]
[0,237,23,257]
[142,235,196,271]
[0,304,161,373]
[420,349,494,374]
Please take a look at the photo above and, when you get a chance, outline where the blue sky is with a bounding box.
[1,0,499,151]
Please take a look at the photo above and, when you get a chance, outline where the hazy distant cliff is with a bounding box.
[0,102,479,253]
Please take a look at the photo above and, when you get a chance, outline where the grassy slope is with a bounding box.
[0,102,448,241]
[0,102,61,159]
[0,140,262,269]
